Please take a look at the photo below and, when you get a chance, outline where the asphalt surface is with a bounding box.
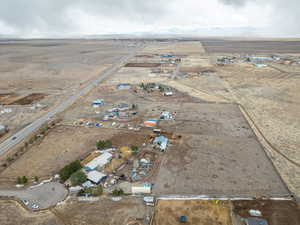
[0,182,67,210]
[0,45,141,157]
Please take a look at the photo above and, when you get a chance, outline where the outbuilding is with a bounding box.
[144,120,158,127]
[153,136,169,152]
[117,84,132,89]
[84,152,113,171]
[245,218,268,225]
[0,125,8,136]
[87,171,107,184]
[132,183,152,194]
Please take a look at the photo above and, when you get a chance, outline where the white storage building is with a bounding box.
[84,152,112,171]
[132,183,152,194]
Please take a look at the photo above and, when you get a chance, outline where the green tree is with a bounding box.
[112,188,124,196]
[17,176,28,184]
[70,170,87,185]
[34,176,39,182]
[96,140,112,150]
[59,160,82,182]
[83,186,103,196]
[130,145,139,155]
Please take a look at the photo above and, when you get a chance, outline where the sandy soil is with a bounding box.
[0,200,62,225]
[153,200,232,225]
[150,103,288,197]
[54,197,148,225]
[202,40,300,54]
[0,39,134,91]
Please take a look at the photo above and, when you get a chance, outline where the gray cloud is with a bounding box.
[219,0,300,35]
[0,0,168,36]
[219,0,247,7]
[0,0,299,37]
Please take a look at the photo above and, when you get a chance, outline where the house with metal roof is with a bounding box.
[87,171,107,184]
[84,152,113,171]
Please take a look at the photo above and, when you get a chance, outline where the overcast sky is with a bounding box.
[0,0,299,38]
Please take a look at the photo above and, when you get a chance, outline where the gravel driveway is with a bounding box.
[0,182,68,210]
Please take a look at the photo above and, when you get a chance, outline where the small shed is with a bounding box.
[179,216,188,223]
[245,218,268,225]
[160,111,173,120]
[132,183,152,194]
[117,84,132,89]
[87,171,107,184]
[144,120,158,127]
[117,103,131,111]
[92,99,104,106]
[0,125,8,136]
[143,196,155,203]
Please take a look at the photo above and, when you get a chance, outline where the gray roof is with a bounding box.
[246,218,268,225]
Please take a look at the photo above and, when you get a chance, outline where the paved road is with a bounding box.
[0,182,67,210]
[0,45,141,157]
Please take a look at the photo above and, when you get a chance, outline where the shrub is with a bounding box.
[34,176,39,182]
[6,157,13,162]
[70,170,87,185]
[96,140,112,150]
[131,145,139,155]
[17,176,28,184]
[59,160,82,182]
[112,188,124,196]
[82,186,103,196]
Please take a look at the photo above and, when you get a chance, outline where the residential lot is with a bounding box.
[0,126,121,181]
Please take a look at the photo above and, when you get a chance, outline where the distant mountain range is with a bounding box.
[0,26,294,39]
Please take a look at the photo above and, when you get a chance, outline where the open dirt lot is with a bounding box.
[211,62,300,196]
[153,200,232,225]
[0,39,135,91]
[201,39,300,54]
[151,103,289,197]
[54,197,148,225]
[0,200,62,225]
